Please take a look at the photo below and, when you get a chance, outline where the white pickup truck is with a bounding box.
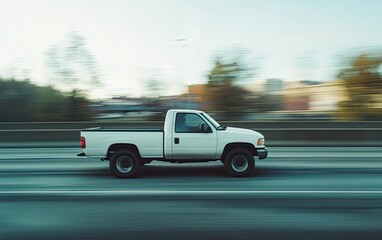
[79,109,267,178]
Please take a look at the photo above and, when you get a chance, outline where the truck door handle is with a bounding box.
[174,138,179,144]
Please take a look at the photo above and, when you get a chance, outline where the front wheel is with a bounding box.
[110,150,141,178]
[223,148,254,177]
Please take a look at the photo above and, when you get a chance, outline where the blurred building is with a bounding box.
[187,84,208,109]
[283,80,347,112]
[95,97,150,113]
[188,84,207,103]
[266,78,284,94]
[160,94,201,110]
[186,80,348,115]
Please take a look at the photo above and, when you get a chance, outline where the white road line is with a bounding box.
[1,190,382,195]
[1,128,382,132]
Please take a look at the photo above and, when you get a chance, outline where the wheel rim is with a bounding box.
[231,155,249,173]
[116,156,133,173]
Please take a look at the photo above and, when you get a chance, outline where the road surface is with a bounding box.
[0,147,381,239]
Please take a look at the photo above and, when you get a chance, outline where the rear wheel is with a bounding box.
[110,150,141,178]
[223,148,254,177]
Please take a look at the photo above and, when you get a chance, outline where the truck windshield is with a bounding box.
[201,113,225,130]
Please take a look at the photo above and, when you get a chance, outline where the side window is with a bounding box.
[175,113,209,133]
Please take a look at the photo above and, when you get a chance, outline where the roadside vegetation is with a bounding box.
[0,78,95,121]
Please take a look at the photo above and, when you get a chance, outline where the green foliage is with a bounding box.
[0,78,95,121]
[206,57,253,119]
[337,54,382,120]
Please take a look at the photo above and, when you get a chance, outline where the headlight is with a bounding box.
[257,138,265,146]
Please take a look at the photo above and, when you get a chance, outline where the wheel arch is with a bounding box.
[106,143,141,160]
[221,143,257,161]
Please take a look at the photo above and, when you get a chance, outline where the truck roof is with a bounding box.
[167,109,204,114]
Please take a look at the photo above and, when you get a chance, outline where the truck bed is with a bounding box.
[82,127,163,132]
[81,127,164,158]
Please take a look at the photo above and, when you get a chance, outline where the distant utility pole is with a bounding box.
[175,38,190,108]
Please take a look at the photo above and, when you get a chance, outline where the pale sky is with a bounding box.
[1,0,382,98]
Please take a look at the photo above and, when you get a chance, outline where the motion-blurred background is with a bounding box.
[1,0,382,148]
[1,0,381,123]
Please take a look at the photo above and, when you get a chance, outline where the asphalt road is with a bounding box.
[0,147,381,240]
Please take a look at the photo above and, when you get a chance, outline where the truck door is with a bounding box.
[171,112,217,159]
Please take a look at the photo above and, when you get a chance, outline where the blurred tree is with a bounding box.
[206,53,254,119]
[0,78,95,121]
[143,70,163,99]
[146,78,161,98]
[46,32,99,94]
[337,54,382,120]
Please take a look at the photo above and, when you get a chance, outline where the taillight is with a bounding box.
[80,136,86,149]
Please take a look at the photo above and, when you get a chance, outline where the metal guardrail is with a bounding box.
[1,120,381,128]
[0,122,381,146]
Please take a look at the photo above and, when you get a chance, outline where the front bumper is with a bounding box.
[257,147,268,160]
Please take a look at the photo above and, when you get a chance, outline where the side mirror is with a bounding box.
[200,123,211,133]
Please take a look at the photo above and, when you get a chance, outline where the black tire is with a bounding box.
[223,148,254,177]
[109,150,141,178]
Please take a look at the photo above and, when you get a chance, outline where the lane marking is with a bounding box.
[2,128,382,132]
[1,190,382,195]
